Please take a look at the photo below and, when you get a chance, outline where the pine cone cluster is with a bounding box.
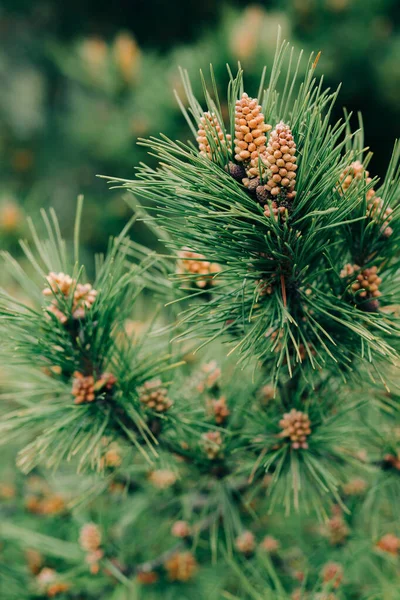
[234,92,271,178]
[202,430,223,459]
[138,378,172,412]
[72,371,116,405]
[235,530,256,554]
[43,272,97,324]
[177,248,221,289]
[207,395,230,424]
[262,121,297,200]
[350,265,382,309]
[279,409,311,449]
[164,551,198,582]
[197,112,231,160]
[376,533,400,555]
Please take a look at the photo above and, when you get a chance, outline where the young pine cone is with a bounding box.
[263,121,297,200]
[79,523,102,553]
[338,160,374,200]
[367,196,393,237]
[234,93,271,178]
[177,248,221,289]
[165,551,198,582]
[138,378,172,412]
[207,395,230,424]
[279,409,311,449]
[235,530,256,554]
[321,562,343,589]
[350,266,382,309]
[202,430,223,460]
[340,263,360,279]
[197,112,231,160]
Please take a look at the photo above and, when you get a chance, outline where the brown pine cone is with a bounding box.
[279,409,311,449]
[197,112,231,160]
[234,93,271,178]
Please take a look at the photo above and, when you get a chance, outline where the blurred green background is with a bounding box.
[0,0,399,256]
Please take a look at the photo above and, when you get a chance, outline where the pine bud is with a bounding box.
[137,571,159,584]
[148,469,177,489]
[260,535,280,553]
[342,477,367,496]
[201,431,223,460]
[171,520,191,538]
[235,530,256,554]
[367,196,393,237]
[325,508,349,545]
[72,371,116,405]
[165,551,198,581]
[234,93,271,178]
[279,409,311,449]
[207,395,230,424]
[321,562,343,589]
[263,121,297,200]
[177,247,221,289]
[338,160,374,199]
[376,533,400,555]
[138,378,172,412]
[79,523,102,553]
[72,372,96,404]
[197,112,231,160]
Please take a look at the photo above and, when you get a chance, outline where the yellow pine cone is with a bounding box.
[264,121,297,199]
[197,112,231,160]
[234,93,271,177]
[177,247,221,289]
[165,551,198,582]
[279,409,311,449]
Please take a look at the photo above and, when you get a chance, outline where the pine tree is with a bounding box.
[1,37,400,600]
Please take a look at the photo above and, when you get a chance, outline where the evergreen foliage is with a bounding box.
[1,36,400,600]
